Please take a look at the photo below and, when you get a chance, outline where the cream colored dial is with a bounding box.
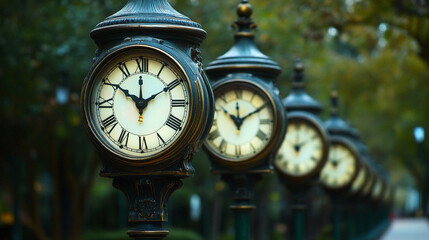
[275,122,323,176]
[321,143,357,188]
[350,165,366,194]
[91,51,189,158]
[205,86,274,160]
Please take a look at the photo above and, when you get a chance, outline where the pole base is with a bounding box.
[127,229,169,239]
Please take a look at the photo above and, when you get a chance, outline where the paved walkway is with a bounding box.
[380,218,429,240]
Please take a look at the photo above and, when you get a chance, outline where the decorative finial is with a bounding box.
[291,60,305,89]
[232,0,257,33]
[330,90,339,116]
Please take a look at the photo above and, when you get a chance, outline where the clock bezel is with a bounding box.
[203,76,285,171]
[81,42,202,166]
[320,136,361,192]
[274,111,329,182]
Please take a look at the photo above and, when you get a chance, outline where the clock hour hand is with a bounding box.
[221,106,242,133]
[113,84,140,104]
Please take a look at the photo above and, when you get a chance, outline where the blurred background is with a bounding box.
[1,0,428,239]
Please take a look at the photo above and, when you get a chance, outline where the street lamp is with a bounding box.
[413,126,427,217]
[414,126,425,143]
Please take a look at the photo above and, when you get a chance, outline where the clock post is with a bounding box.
[203,1,286,239]
[274,62,330,240]
[80,0,214,239]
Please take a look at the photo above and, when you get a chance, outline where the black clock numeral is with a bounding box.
[256,130,267,141]
[103,78,119,89]
[311,156,319,162]
[235,145,241,157]
[219,139,227,153]
[157,133,166,145]
[136,57,149,73]
[139,136,148,151]
[98,97,113,108]
[157,63,166,77]
[234,89,243,99]
[208,129,220,141]
[118,129,130,147]
[118,62,130,78]
[260,119,271,125]
[166,79,181,91]
[294,165,300,173]
[250,142,256,153]
[166,114,182,131]
[250,91,257,102]
[172,99,186,107]
[219,94,227,103]
[102,115,116,129]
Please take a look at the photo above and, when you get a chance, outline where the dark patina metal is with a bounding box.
[81,0,213,239]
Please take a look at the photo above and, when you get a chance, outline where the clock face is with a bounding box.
[205,83,274,161]
[350,165,366,194]
[89,49,190,159]
[320,143,357,188]
[275,121,324,176]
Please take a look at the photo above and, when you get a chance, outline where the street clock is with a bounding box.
[320,136,360,192]
[203,1,286,173]
[80,0,213,238]
[349,161,370,196]
[275,62,329,183]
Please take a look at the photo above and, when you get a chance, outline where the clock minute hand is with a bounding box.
[221,106,241,132]
[241,104,266,121]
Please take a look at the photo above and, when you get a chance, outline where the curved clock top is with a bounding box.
[91,0,206,47]
[282,62,323,115]
[205,0,281,81]
[324,90,355,137]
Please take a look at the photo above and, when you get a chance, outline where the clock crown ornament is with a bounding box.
[324,90,354,136]
[80,0,213,238]
[91,0,206,48]
[282,61,323,115]
[205,0,281,81]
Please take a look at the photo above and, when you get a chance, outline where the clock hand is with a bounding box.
[113,84,140,104]
[221,106,241,131]
[240,104,266,121]
[138,77,144,122]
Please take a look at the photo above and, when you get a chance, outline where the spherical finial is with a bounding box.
[330,90,339,115]
[237,0,253,18]
[294,62,304,73]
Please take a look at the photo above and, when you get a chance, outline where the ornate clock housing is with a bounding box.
[80,1,214,238]
[274,62,329,183]
[82,41,212,172]
[275,112,329,181]
[204,75,284,171]
[349,161,370,195]
[203,1,286,173]
[320,137,360,191]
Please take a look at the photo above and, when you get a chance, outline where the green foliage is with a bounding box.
[1,0,429,239]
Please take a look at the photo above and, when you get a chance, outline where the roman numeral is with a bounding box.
[118,62,130,78]
[98,97,113,108]
[139,136,148,151]
[166,114,182,131]
[103,78,118,89]
[166,79,181,91]
[235,145,241,157]
[157,64,166,77]
[260,119,271,125]
[208,129,220,141]
[250,142,256,153]
[311,156,319,162]
[256,130,267,141]
[172,99,186,107]
[102,115,116,129]
[219,139,227,153]
[219,95,227,103]
[157,133,166,145]
[234,89,243,99]
[136,57,148,73]
[118,129,129,147]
